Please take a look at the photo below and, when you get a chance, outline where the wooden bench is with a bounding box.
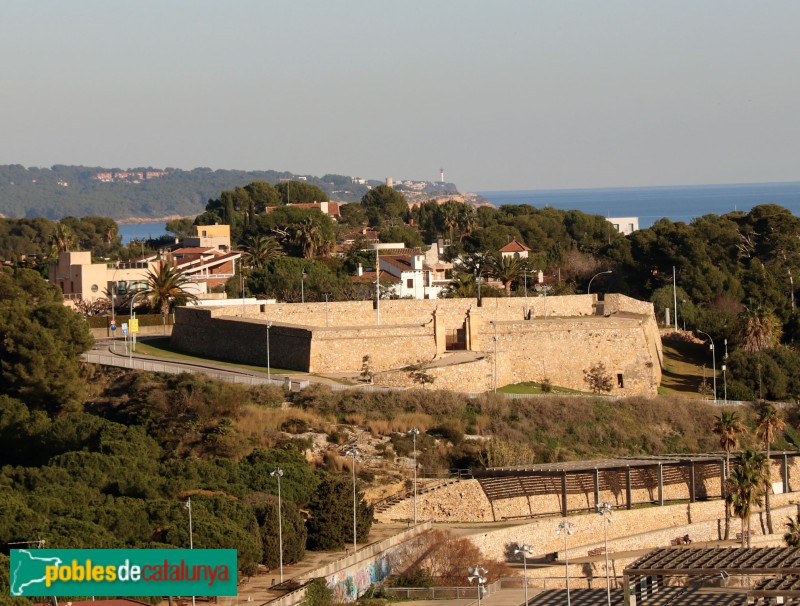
[588,547,606,557]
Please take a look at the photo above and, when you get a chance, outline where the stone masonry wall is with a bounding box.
[172,307,312,371]
[376,457,800,524]
[309,324,436,373]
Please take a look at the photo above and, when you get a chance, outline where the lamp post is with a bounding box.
[185,498,196,606]
[523,268,530,319]
[722,364,727,404]
[301,268,306,304]
[376,247,381,325]
[596,502,613,606]
[513,544,532,606]
[322,292,331,327]
[697,330,717,402]
[535,284,551,318]
[266,321,272,383]
[587,270,613,295]
[408,428,420,525]
[271,468,284,583]
[467,566,488,606]
[129,291,146,361]
[556,521,574,606]
[345,447,360,553]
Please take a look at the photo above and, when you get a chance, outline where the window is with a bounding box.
[202,230,207,237]
[617,374,624,388]
[91,284,99,293]
[628,223,635,232]
[406,279,413,288]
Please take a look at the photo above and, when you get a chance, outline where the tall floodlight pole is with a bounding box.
[467,566,488,606]
[556,521,574,606]
[514,544,532,606]
[301,268,306,304]
[535,284,550,318]
[271,468,284,583]
[185,498,195,606]
[242,263,246,317]
[408,428,420,525]
[697,330,717,402]
[266,321,272,382]
[673,266,678,331]
[597,503,613,606]
[376,248,381,325]
[587,270,613,295]
[345,447,360,553]
[523,269,529,318]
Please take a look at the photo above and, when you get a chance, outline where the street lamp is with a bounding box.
[467,566,489,606]
[266,321,272,383]
[345,447,360,553]
[535,284,551,318]
[185,497,196,606]
[513,544,532,606]
[129,290,146,361]
[271,468,284,583]
[301,268,306,304]
[556,521,574,606]
[322,292,331,327]
[722,364,727,404]
[408,428,420,525]
[596,502,613,606]
[697,330,717,402]
[523,268,530,319]
[587,270,613,295]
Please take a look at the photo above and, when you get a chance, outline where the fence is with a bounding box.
[383,581,500,601]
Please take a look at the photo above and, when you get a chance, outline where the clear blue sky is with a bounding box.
[2,1,798,192]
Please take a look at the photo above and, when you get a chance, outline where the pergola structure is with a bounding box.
[623,547,800,605]
[472,452,800,520]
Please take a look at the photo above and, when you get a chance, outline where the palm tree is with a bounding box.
[489,253,523,293]
[139,259,198,315]
[726,449,768,547]
[713,411,744,540]
[292,218,326,258]
[242,234,284,269]
[755,404,785,534]
[49,222,76,255]
[738,308,781,352]
[784,515,800,547]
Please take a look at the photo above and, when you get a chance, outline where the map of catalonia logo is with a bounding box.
[10,549,237,597]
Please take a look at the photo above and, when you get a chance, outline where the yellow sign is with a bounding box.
[129,318,139,333]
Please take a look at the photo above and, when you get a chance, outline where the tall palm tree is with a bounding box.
[784,515,800,547]
[755,404,785,534]
[489,254,523,293]
[140,259,198,315]
[292,218,326,258]
[726,449,768,547]
[49,222,76,255]
[713,411,744,540]
[738,308,781,352]
[242,234,284,269]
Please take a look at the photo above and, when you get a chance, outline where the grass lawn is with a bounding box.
[660,337,716,398]
[499,381,591,395]
[128,337,300,375]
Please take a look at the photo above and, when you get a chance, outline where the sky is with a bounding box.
[1,1,799,192]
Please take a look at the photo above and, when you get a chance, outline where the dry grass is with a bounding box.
[366,413,436,436]
[236,404,332,446]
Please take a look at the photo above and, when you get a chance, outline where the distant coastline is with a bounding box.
[116,215,190,225]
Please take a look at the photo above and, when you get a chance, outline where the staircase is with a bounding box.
[374,477,464,514]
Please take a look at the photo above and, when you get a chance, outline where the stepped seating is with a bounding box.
[374,478,461,513]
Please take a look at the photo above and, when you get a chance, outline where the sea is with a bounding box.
[478,181,800,229]
[117,181,800,242]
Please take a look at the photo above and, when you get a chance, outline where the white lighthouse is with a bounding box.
[439,167,445,183]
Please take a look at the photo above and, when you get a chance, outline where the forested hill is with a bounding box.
[0,164,460,220]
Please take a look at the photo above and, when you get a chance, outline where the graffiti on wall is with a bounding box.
[328,556,391,602]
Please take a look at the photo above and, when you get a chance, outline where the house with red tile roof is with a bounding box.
[498,239,531,259]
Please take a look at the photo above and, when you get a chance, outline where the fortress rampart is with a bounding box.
[171,294,662,395]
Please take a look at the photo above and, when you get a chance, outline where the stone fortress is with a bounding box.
[171,292,662,395]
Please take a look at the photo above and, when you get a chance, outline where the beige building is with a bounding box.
[49,225,241,302]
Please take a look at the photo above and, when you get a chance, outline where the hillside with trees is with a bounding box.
[0,165,458,221]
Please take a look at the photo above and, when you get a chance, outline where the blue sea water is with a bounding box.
[118,222,170,244]
[478,181,800,229]
[118,182,800,241]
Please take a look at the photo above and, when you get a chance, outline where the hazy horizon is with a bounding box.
[3,1,798,192]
